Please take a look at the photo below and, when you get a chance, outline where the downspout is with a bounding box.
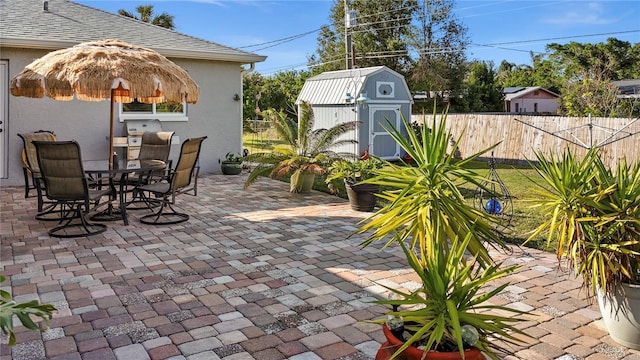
[239,63,255,153]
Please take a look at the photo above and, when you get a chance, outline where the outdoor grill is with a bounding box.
[113,119,163,160]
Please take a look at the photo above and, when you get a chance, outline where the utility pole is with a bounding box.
[344,0,356,70]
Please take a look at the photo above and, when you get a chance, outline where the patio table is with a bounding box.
[83,159,166,225]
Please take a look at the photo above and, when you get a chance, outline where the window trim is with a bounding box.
[118,102,189,122]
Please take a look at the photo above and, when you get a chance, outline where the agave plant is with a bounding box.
[244,101,357,193]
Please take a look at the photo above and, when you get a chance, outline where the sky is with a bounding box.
[75,0,640,76]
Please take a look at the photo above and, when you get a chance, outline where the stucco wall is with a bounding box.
[2,47,245,186]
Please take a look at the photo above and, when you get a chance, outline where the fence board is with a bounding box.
[411,114,640,168]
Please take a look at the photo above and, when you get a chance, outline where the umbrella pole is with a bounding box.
[109,90,115,170]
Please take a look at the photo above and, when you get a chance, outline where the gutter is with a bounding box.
[1,38,267,65]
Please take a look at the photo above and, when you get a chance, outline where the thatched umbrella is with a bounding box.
[10,39,199,169]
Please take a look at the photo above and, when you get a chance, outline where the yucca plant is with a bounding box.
[244,101,356,193]
[526,147,640,349]
[0,275,56,345]
[357,107,510,269]
[374,231,527,360]
[356,107,526,359]
[526,147,640,296]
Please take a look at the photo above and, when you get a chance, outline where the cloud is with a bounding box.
[542,1,614,25]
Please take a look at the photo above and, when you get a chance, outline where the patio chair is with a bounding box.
[33,140,112,238]
[18,130,59,220]
[135,136,207,225]
[124,131,174,208]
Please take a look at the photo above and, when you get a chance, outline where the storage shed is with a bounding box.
[296,66,412,160]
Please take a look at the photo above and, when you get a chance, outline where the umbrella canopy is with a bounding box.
[10,39,199,168]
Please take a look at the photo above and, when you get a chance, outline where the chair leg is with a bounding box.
[48,202,107,238]
[139,194,189,225]
[23,168,31,198]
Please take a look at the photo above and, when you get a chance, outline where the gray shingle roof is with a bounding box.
[503,86,559,101]
[0,0,266,64]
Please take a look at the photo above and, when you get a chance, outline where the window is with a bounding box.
[534,103,538,113]
[119,100,188,122]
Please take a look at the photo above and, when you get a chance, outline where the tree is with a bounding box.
[496,61,534,89]
[545,38,640,116]
[546,38,639,82]
[310,0,415,74]
[118,5,175,30]
[242,70,312,123]
[460,61,502,112]
[408,0,469,110]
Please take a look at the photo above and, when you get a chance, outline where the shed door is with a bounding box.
[369,105,400,160]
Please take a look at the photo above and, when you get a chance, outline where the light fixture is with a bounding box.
[233,93,241,101]
[356,92,369,103]
[343,92,354,104]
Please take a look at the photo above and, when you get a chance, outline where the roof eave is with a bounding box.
[1,37,267,64]
[158,48,266,64]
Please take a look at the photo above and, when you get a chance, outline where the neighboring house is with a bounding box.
[0,0,266,185]
[296,66,412,160]
[613,79,640,98]
[503,86,560,114]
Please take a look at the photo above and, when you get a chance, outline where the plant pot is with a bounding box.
[221,162,242,175]
[375,324,485,360]
[290,172,315,193]
[345,179,379,212]
[597,282,640,350]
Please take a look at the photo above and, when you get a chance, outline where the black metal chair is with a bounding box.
[17,130,59,220]
[33,140,112,238]
[124,131,174,209]
[135,136,207,225]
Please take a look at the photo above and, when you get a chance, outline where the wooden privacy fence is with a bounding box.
[410,114,640,168]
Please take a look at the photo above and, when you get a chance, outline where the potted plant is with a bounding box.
[326,157,384,211]
[220,152,243,175]
[374,233,527,360]
[356,108,528,359]
[244,101,357,193]
[526,147,640,349]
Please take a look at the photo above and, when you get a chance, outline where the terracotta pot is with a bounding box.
[375,324,485,360]
[345,180,379,212]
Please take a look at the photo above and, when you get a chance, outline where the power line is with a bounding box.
[237,28,321,49]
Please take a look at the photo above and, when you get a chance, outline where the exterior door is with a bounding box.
[0,61,7,178]
[368,105,401,160]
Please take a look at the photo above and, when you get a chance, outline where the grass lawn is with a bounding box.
[242,132,552,253]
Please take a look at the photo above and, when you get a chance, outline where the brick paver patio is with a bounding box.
[1,173,639,360]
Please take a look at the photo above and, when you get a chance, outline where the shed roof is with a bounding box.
[296,66,410,105]
[0,0,266,64]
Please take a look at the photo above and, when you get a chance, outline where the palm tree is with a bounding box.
[244,102,357,193]
[118,5,175,30]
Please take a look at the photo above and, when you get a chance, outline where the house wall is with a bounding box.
[506,91,560,114]
[2,47,245,186]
